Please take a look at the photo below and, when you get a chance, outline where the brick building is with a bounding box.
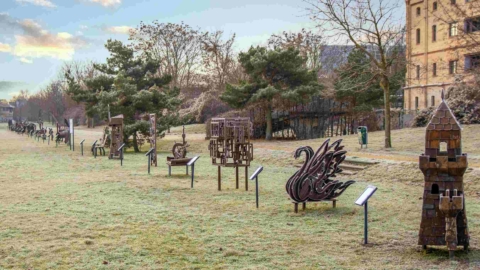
[405,0,480,110]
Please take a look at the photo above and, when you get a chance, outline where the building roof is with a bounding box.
[426,90,461,131]
[0,102,14,108]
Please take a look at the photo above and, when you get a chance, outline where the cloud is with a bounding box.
[19,57,33,64]
[79,25,88,30]
[0,14,89,61]
[0,42,12,52]
[16,0,56,8]
[0,81,27,93]
[8,92,20,96]
[103,25,133,35]
[84,0,121,8]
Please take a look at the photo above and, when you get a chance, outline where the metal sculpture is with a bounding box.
[108,114,123,159]
[418,91,469,258]
[166,126,192,175]
[55,119,70,144]
[149,113,157,167]
[286,139,355,212]
[208,118,254,191]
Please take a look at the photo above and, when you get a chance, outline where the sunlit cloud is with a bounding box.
[0,42,12,52]
[19,57,33,64]
[8,92,20,96]
[85,0,121,8]
[16,0,56,8]
[0,14,89,61]
[103,25,133,35]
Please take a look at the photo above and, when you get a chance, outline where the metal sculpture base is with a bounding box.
[293,199,337,213]
[167,157,193,176]
[216,165,249,191]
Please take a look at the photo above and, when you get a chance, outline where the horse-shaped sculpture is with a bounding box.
[286,139,355,204]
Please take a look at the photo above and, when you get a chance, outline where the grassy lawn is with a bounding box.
[1,123,480,269]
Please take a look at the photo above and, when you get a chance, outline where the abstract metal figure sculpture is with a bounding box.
[108,114,123,159]
[286,139,355,212]
[166,126,192,175]
[418,90,469,258]
[208,118,254,191]
[55,120,70,144]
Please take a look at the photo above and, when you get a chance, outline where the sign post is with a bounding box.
[92,140,98,158]
[249,166,264,209]
[145,148,155,174]
[80,139,85,156]
[187,156,200,188]
[69,118,74,151]
[355,185,378,244]
[118,143,126,166]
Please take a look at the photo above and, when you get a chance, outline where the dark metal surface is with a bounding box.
[286,139,355,204]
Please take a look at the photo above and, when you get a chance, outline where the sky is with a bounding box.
[0,0,315,100]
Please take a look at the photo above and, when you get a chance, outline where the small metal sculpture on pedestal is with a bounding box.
[208,118,253,191]
[166,126,192,175]
[418,90,469,258]
[286,139,355,212]
[108,114,124,159]
[55,119,70,145]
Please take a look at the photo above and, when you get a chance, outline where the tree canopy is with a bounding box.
[221,46,323,139]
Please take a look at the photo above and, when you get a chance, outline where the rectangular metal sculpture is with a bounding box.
[208,118,253,191]
[166,126,192,175]
[108,114,124,159]
[149,113,157,167]
[418,91,469,258]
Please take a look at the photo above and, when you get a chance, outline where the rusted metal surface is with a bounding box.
[418,90,469,258]
[149,114,157,167]
[108,114,124,159]
[286,138,355,209]
[208,118,254,191]
[172,126,189,159]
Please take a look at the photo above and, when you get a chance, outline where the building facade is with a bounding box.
[405,0,480,111]
[0,102,14,121]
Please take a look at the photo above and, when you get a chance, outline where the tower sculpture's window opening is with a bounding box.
[431,184,439,194]
[440,141,448,154]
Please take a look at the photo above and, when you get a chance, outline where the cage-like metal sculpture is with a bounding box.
[208,118,254,191]
[108,114,123,159]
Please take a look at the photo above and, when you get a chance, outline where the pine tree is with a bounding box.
[221,46,323,140]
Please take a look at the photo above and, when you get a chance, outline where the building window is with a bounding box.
[415,97,419,110]
[416,28,421,44]
[433,2,438,10]
[465,17,480,33]
[416,65,421,79]
[450,22,458,36]
[433,63,437,76]
[449,60,458,74]
[432,25,437,41]
[416,7,421,16]
[431,96,435,107]
[465,54,480,70]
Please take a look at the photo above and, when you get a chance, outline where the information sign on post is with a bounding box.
[118,143,126,166]
[80,139,85,156]
[187,156,200,188]
[69,119,74,151]
[145,148,155,174]
[249,166,264,209]
[355,185,377,245]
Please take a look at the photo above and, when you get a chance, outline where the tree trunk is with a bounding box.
[133,130,140,152]
[381,76,392,148]
[265,105,273,140]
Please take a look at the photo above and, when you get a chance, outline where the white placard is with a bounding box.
[69,119,73,133]
[355,185,377,206]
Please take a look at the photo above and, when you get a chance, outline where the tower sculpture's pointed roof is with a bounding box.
[427,90,461,131]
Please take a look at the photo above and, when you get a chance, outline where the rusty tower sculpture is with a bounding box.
[418,91,469,258]
[209,118,253,191]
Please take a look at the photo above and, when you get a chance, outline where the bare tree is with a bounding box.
[305,0,405,148]
[129,21,202,88]
[268,28,325,70]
